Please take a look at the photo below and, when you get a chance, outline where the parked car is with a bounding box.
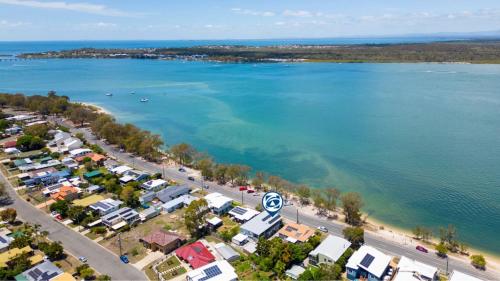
[178,167,186,172]
[317,226,328,233]
[247,189,255,193]
[203,184,209,189]
[187,176,195,181]
[120,255,129,264]
[78,256,88,263]
[416,245,428,253]
[239,186,248,191]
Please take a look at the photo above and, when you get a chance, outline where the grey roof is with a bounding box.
[141,207,160,216]
[240,211,282,236]
[161,194,197,210]
[285,265,306,279]
[156,185,191,203]
[309,235,352,262]
[21,260,63,281]
[215,243,240,261]
[101,207,137,222]
[87,185,103,192]
[90,199,122,213]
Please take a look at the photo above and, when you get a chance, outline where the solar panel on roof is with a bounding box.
[231,207,247,215]
[268,215,281,225]
[199,265,222,281]
[0,236,7,243]
[360,254,375,268]
[262,214,271,221]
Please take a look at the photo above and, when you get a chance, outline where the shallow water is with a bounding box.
[1,55,499,254]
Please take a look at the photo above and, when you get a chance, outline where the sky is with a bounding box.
[1,0,500,41]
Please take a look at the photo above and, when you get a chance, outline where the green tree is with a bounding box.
[184,199,208,237]
[50,200,69,217]
[252,171,266,190]
[170,143,195,165]
[323,187,340,214]
[343,226,364,249]
[435,242,448,257]
[470,254,486,269]
[24,124,49,139]
[10,235,32,249]
[120,185,139,207]
[0,208,17,224]
[38,241,64,261]
[296,185,311,205]
[96,275,112,281]
[68,206,87,225]
[341,192,363,226]
[196,158,214,180]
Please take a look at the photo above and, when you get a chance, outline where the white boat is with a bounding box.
[105,93,113,96]
[140,98,149,102]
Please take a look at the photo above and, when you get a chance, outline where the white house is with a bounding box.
[204,192,233,215]
[346,245,392,281]
[110,165,133,175]
[394,256,438,281]
[49,131,71,146]
[186,260,237,281]
[240,211,282,241]
[141,179,168,192]
[69,148,92,158]
[89,198,123,216]
[62,137,83,151]
[309,235,352,266]
[228,206,260,223]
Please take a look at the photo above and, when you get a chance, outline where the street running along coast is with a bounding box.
[16,40,500,64]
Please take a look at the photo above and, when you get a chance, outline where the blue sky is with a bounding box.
[1,0,500,40]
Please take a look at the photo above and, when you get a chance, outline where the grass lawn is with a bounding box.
[144,262,160,281]
[100,210,189,263]
[217,215,239,233]
[85,231,99,240]
[156,256,180,272]
[53,253,85,275]
[162,267,186,280]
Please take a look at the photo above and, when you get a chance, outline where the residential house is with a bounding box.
[19,160,61,173]
[277,222,315,243]
[141,179,167,192]
[204,193,233,215]
[139,207,160,221]
[156,185,191,203]
[346,245,392,281]
[50,272,76,281]
[240,211,282,241]
[4,147,20,154]
[101,207,140,229]
[109,165,132,175]
[3,140,17,149]
[207,217,223,231]
[13,158,33,168]
[75,153,106,166]
[448,270,483,281]
[87,185,104,193]
[231,233,248,246]
[186,260,237,281]
[119,170,149,184]
[48,131,71,147]
[175,241,216,269]
[285,265,306,280]
[89,198,123,216]
[62,137,83,151]
[69,148,92,158]
[50,185,79,201]
[140,230,185,254]
[228,206,260,223]
[0,235,13,253]
[161,194,197,213]
[139,191,156,205]
[309,235,352,266]
[214,243,240,262]
[394,256,438,281]
[61,157,79,170]
[15,260,63,281]
[5,126,21,135]
[24,169,71,187]
[83,170,103,180]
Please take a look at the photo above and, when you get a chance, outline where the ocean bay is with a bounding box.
[1,56,499,254]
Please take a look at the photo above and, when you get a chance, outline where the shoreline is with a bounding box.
[80,101,500,271]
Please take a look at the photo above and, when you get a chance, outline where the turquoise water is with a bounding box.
[1,55,500,254]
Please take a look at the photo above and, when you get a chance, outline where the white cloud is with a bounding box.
[232,8,275,17]
[204,24,213,28]
[77,22,117,29]
[0,0,133,17]
[0,19,30,27]
[283,10,313,17]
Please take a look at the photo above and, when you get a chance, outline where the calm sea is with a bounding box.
[1,40,499,254]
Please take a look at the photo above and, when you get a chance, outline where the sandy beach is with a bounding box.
[78,102,111,115]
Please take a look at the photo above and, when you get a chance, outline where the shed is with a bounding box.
[214,243,240,262]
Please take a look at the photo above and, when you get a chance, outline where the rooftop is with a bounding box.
[141,229,184,247]
[175,241,215,269]
[309,235,351,262]
[394,256,438,281]
[19,260,63,281]
[204,193,233,209]
[214,243,240,261]
[240,211,282,236]
[156,185,191,203]
[186,260,237,281]
[346,245,391,279]
[449,270,483,281]
[278,222,315,243]
[228,206,260,222]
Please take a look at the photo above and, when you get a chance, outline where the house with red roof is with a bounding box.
[140,230,185,254]
[175,241,215,269]
[2,140,17,149]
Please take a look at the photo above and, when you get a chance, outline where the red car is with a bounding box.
[239,186,248,191]
[416,245,428,253]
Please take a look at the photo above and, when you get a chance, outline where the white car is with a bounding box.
[317,226,328,233]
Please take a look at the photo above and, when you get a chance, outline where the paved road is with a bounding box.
[0,170,146,280]
[58,117,498,280]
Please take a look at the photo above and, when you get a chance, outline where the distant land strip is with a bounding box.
[17,40,500,63]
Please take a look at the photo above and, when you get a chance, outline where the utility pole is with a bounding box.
[296,209,299,224]
[241,190,244,205]
[446,256,449,276]
[118,232,123,257]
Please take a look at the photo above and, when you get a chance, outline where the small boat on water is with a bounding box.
[105,93,113,96]
[140,98,149,102]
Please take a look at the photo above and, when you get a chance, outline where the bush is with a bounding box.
[470,254,486,269]
[91,226,107,235]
